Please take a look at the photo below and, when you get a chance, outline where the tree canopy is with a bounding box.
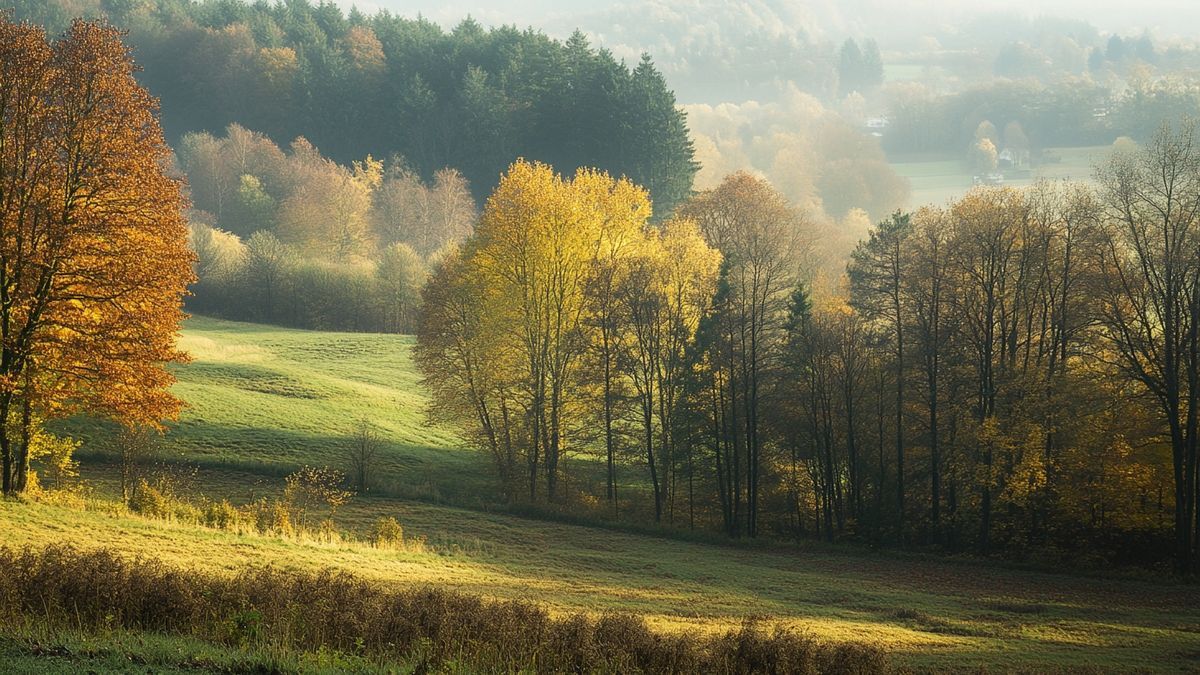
[0,15,193,493]
[10,0,699,215]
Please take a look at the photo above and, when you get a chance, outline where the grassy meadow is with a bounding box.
[63,316,494,505]
[2,316,1197,672]
[5,494,1200,672]
[890,145,1112,209]
[0,627,356,674]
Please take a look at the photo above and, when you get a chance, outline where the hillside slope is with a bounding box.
[70,316,492,504]
[3,495,1198,672]
[26,317,1200,672]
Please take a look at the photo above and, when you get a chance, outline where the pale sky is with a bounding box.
[331,0,1200,40]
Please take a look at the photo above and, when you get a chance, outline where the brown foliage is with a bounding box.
[0,544,889,674]
[0,16,193,493]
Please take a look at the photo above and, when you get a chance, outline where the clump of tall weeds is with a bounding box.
[0,544,889,674]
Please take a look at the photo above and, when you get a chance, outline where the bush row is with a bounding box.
[0,544,889,674]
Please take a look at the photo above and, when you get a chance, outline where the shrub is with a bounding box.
[127,479,173,519]
[283,465,354,528]
[0,544,891,674]
[200,497,242,531]
[244,497,293,537]
[369,516,404,549]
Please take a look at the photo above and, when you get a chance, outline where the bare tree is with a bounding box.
[347,420,382,492]
[1096,120,1200,574]
[116,427,160,506]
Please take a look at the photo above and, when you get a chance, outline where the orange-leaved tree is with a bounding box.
[0,15,194,493]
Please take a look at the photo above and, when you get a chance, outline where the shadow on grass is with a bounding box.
[69,419,495,508]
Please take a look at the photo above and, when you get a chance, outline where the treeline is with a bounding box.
[885,78,1199,156]
[420,123,1200,572]
[182,125,470,332]
[990,28,1200,81]
[9,0,697,215]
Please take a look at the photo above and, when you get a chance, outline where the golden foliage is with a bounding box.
[0,16,193,491]
[418,160,722,500]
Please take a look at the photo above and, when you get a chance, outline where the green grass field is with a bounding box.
[0,627,370,674]
[9,316,1200,672]
[4,491,1199,672]
[65,316,496,505]
[891,146,1112,209]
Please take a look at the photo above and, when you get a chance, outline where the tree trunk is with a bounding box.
[14,393,32,492]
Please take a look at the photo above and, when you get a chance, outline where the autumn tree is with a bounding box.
[580,177,647,511]
[417,250,523,494]
[241,231,296,323]
[376,242,429,333]
[472,162,605,499]
[115,426,160,505]
[420,161,654,502]
[971,138,999,174]
[0,17,194,493]
[190,223,246,286]
[682,172,808,536]
[176,123,285,235]
[372,167,475,258]
[277,142,380,259]
[617,219,720,521]
[945,188,1026,553]
[1096,120,1200,574]
[849,212,912,538]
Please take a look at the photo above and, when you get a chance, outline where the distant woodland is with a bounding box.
[9,0,696,212]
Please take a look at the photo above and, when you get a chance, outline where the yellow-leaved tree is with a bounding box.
[618,218,720,522]
[0,17,194,493]
[418,160,724,506]
[473,162,648,499]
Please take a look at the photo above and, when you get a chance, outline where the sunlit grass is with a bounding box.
[66,316,490,504]
[3,494,1198,672]
[27,316,1200,672]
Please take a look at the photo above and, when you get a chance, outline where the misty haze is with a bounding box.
[1,1,1199,672]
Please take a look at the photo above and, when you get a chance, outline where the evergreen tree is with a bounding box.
[11,1,697,212]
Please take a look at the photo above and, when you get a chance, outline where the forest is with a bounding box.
[416,137,1200,573]
[2,0,1197,573]
[4,1,1200,672]
[8,0,696,213]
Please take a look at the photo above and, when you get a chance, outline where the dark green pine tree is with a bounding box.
[626,53,698,218]
[586,49,634,175]
[838,38,864,95]
[861,39,884,89]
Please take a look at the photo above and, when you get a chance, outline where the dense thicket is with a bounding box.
[9,0,698,216]
[421,124,1200,571]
